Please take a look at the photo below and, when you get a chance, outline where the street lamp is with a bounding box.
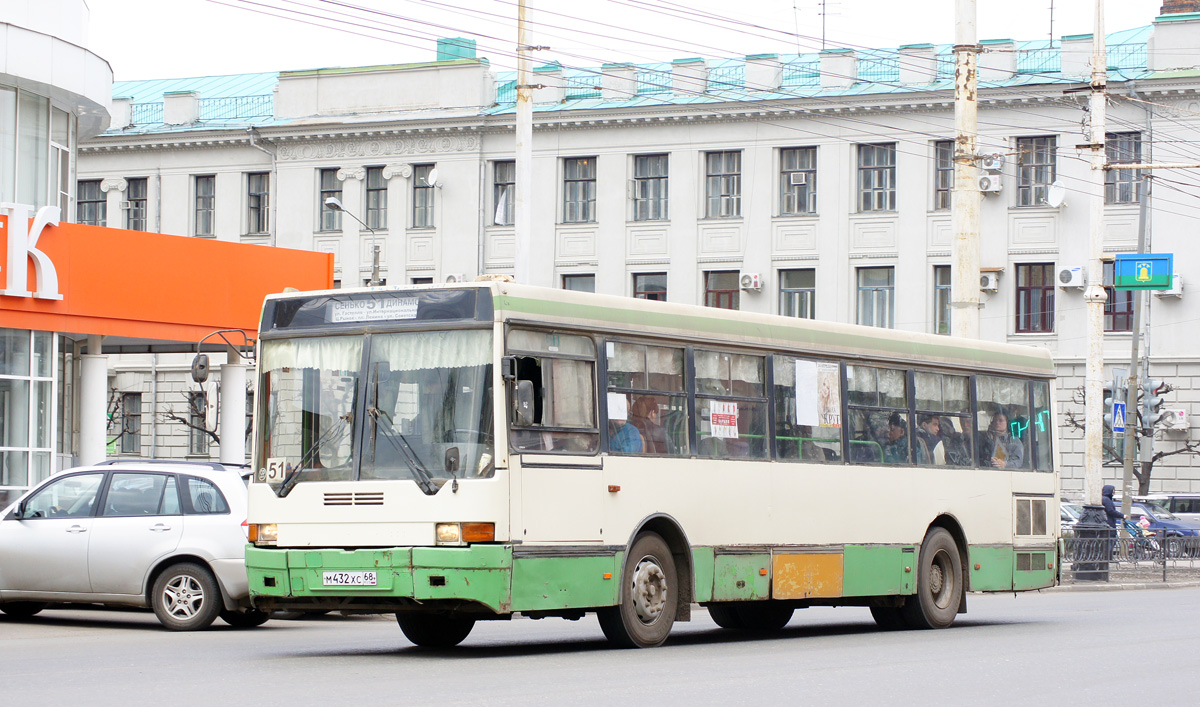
[324,196,381,286]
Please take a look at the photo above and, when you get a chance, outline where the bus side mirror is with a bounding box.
[514,380,535,427]
[501,356,517,382]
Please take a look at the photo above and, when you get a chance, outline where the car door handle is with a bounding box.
[66,525,87,534]
[149,524,172,532]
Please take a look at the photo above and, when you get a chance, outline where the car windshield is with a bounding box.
[361,329,494,490]
[1062,503,1082,520]
[259,336,362,489]
[1141,505,1178,521]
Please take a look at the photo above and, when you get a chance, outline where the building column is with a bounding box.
[218,347,247,465]
[79,335,107,465]
[100,177,127,228]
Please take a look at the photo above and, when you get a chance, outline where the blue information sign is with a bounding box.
[1112,401,1126,434]
[1114,253,1173,290]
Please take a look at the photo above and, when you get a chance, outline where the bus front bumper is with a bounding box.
[246,545,515,613]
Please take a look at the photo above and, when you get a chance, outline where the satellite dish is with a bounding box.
[1046,180,1066,208]
[426,168,441,188]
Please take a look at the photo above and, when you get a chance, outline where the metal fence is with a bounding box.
[1059,529,1200,584]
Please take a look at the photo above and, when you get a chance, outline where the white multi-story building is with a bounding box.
[77,7,1200,496]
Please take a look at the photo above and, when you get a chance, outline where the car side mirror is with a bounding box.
[514,380,535,427]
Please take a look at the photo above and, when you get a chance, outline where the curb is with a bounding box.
[1041,580,1200,592]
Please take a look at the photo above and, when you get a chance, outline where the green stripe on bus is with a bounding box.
[510,555,622,612]
[842,545,915,596]
[494,295,1053,373]
[969,546,1015,591]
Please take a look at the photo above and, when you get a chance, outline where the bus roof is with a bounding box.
[263,282,1055,377]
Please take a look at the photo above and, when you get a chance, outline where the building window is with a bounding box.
[51,106,72,216]
[188,392,208,456]
[633,154,669,221]
[1104,261,1134,333]
[247,172,269,234]
[563,157,597,223]
[413,164,435,228]
[76,180,105,226]
[633,272,667,301]
[856,267,894,328]
[125,178,147,231]
[194,175,215,237]
[493,160,514,226]
[857,143,896,212]
[705,151,741,218]
[361,166,387,231]
[704,270,739,310]
[1106,133,1141,205]
[1016,263,1055,333]
[0,329,55,508]
[933,265,952,335]
[1016,136,1056,207]
[319,168,342,231]
[933,140,954,211]
[562,274,596,293]
[120,392,142,455]
[779,147,817,215]
[779,268,815,318]
[409,277,430,285]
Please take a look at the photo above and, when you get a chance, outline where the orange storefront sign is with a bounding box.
[1,211,333,343]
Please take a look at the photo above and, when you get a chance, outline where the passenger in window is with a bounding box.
[629,397,667,454]
[880,412,909,464]
[938,416,973,467]
[797,425,824,461]
[609,417,644,454]
[915,415,945,465]
[978,409,1024,468]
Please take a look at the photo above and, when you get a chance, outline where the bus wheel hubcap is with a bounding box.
[631,557,668,624]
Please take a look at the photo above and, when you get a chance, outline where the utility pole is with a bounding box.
[1120,175,1149,516]
[514,0,533,284]
[1082,0,1107,507]
[951,0,981,339]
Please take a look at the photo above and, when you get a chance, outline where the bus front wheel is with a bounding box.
[396,612,476,648]
[901,527,962,630]
[598,532,677,648]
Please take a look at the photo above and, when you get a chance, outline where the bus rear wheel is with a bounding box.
[598,532,677,648]
[396,612,476,648]
[707,603,794,631]
[901,527,962,630]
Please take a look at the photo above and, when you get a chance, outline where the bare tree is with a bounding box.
[1063,385,1200,495]
[161,384,220,447]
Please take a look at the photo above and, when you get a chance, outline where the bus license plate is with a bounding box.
[322,571,377,586]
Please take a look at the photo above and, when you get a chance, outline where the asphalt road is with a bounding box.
[3,588,1196,706]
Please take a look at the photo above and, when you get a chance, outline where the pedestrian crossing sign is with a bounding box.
[1112,401,1126,433]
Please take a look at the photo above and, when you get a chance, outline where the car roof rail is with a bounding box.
[94,459,230,471]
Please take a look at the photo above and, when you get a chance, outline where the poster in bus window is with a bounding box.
[710,400,739,439]
[795,360,841,428]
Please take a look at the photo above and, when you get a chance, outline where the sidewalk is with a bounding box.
[1045,579,1200,592]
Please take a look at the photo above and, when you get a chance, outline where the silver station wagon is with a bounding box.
[0,460,266,631]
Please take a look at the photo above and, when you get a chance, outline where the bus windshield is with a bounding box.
[259,329,494,494]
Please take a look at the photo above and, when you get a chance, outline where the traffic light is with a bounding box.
[1103,372,1128,432]
[1103,385,1116,431]
[1142,378,1172,430]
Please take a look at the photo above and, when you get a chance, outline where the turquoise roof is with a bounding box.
[101,27,1154,135]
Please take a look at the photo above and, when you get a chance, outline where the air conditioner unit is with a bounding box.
[1057,266,1086,289]
[788,172,807,186]
[979,153,1005,171]
[1153,275,1184,299]
[1160,409,1189,430]
[979,272,1000,292]
[444,273,465,283]
[119,200,132,210]
[977,174,1002,193]
[739,272,762,292]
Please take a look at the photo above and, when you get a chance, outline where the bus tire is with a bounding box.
[869,605,906,630]
[396,612,475,648]
[901,527,962,630]
[598,532,677,648]
[707,603,793,631]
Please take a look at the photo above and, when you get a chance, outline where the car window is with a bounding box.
[20,473,104,519]
[181,476,229,515]
[102,473,178,516]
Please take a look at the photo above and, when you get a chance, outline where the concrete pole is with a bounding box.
[78,334,107,465]
[950,0,981,339]
[219,345,248,465]
[513,0,532,284]
[1120,176,1149,515]
[1082,1,1108,507]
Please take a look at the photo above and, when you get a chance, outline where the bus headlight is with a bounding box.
[435,522,495,545]
[251,523,278,545]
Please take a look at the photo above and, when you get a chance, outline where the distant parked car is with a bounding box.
[1126,502,1200,557]
[1061,502,1083,536]
[0,460,266,631]
[1137,493,1200,524]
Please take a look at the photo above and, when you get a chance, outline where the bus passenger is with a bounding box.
[915,415,945,465]
[609,417,644,454]
[880,412,909,464]
[978,410,1024,468]
[629,397,667,454]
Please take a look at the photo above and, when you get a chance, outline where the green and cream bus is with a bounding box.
[245,281,1059,648]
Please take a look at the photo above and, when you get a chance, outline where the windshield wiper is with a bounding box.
[367,406,439,495]
[275,413,351,498]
